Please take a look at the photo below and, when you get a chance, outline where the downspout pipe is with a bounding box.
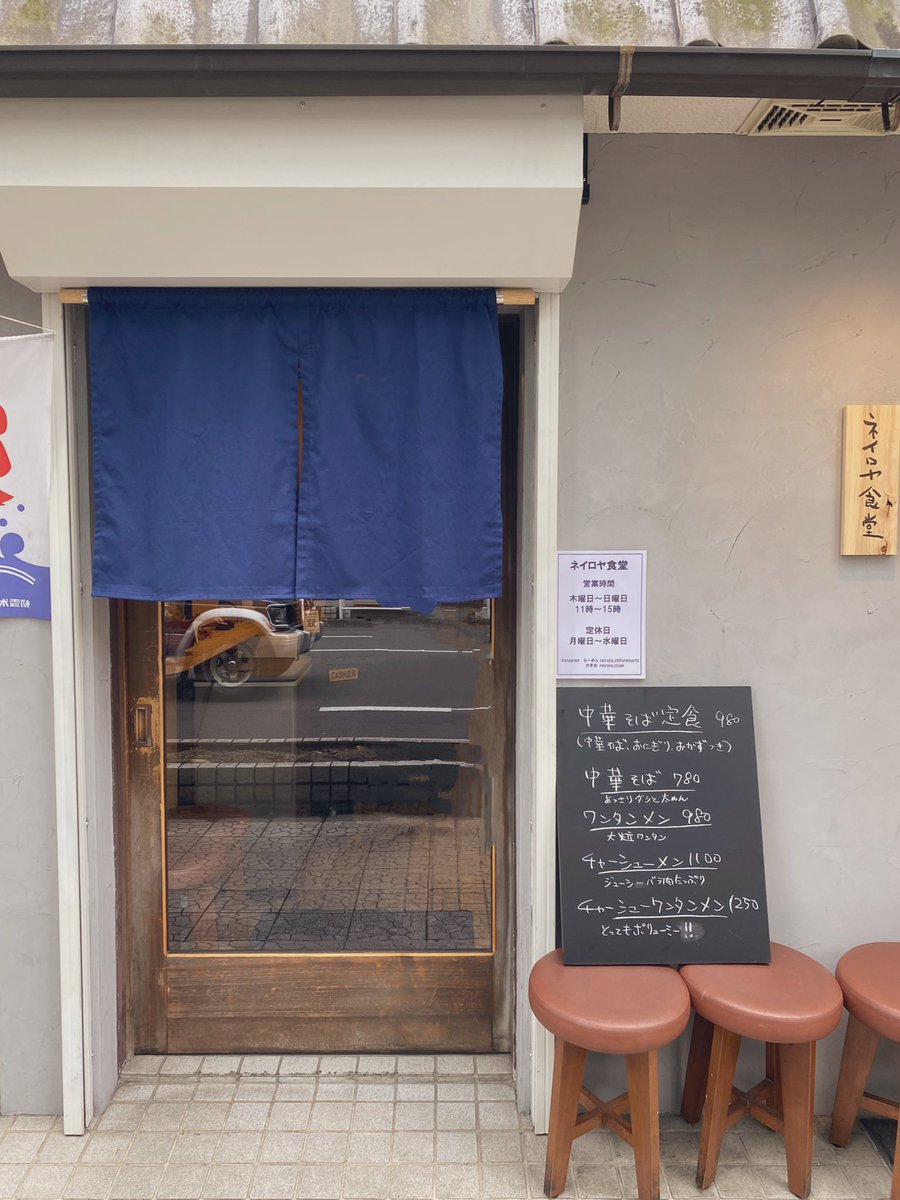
[0,44,897,104]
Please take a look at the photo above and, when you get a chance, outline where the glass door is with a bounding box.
[163,599,494,956]
[121,592,512,1054]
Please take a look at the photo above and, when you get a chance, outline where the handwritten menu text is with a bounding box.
[556,687,770,966]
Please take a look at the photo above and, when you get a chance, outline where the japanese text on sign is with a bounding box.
[556,687,770,966]
[841,405,898,557]
[557,551,646,678]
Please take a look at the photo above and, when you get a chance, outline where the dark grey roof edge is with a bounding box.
[0,44,897,104]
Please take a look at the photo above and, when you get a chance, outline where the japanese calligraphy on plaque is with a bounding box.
[841,405,899,556]
[557,686,771,966]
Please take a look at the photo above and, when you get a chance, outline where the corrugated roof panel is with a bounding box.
[539,0,680,45]
[259,0,394,45]
[0,0,898,49]
[0,0,115,44]
[113,0,197,44]
[815,0,900,46]
[692,0,817,48]
[397,0,536,44]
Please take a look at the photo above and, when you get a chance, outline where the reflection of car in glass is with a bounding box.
[163,601,319,687]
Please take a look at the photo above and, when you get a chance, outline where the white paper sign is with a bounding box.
[0,333,53,620]
[557,551,646,678]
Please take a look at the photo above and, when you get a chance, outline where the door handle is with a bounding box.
[133,702,154,748]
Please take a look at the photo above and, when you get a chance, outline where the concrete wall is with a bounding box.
[0,255,62,1114]
[561,134,900,1112]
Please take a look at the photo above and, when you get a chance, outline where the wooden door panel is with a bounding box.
[124,593,500,1055]
[124,601,168,1053]
[167,955,492,1053]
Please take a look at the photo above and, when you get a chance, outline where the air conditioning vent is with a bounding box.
[741,99,896,136]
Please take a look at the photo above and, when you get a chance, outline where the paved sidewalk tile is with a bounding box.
[3,1059,893,1200]
[160,1062,202,1080]
[275,1060,317,1078]
[247,1167,295,1200]
[62,1164,117,1199]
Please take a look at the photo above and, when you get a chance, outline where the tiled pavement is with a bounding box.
[0,1055,893,1200]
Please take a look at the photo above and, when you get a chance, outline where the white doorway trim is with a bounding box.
[515,292,559,1134]
[46,293,92,1134]
[49,283,563,1133]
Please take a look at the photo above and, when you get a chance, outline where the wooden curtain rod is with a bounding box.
[58,287,537,306]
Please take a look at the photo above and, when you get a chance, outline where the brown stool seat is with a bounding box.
[680,943,843,1044]
[829,941,900,1200]
[529,951,690,1199]
[529,950,691,1054]
[680,944,844,1200]
[835,941,900,1043]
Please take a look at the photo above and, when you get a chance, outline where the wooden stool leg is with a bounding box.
[544,1036,587,1198]
[627,1050,661,1200]
[830,1015,880,1147]
[780,1041,815,1200]
[766,1043,783,1118]
[696,1026,741,1190]
[681,1014,715,1125]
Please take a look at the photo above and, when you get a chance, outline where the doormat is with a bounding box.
[860,1119,896,1168]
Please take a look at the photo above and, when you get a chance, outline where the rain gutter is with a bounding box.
[0,44,897,104]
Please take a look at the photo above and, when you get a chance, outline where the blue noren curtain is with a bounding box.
[89,288,503,610]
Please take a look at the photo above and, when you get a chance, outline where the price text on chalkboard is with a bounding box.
[557,686,770,966]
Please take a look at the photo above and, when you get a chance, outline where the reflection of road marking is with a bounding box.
[319,705,491,714]
[311,648,480,654]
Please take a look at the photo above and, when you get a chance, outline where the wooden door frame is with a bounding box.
[120,608,501,1056]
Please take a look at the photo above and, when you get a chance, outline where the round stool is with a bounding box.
[529,950,690,1200]
[830,942,900,1200]
[679,943,843,1200]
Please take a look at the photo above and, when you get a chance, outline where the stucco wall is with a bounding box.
[561,133,900,1113]
[0,255,62,1114]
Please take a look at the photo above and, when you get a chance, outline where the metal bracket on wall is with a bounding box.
[608,45,635,132]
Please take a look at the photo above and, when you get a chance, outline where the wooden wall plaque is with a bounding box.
[841,405,899,556]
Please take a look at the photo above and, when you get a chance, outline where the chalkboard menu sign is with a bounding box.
[557,686,770,966]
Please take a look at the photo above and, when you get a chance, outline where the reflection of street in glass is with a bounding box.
[164,601,317,687]
[163,601,496,956]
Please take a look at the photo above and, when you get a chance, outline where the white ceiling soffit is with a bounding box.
[583,95,759,134]
[0,96,584,292]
